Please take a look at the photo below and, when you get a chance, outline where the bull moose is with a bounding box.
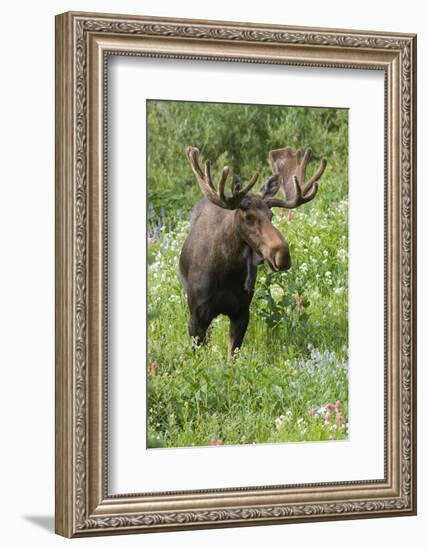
[179,146,327,357]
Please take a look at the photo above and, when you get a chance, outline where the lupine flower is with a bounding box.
[162,236,169,251]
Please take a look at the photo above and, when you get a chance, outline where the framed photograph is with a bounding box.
[55,11,417,537]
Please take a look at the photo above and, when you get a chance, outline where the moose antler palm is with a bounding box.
[267,147,327,209]
[186,146,260,209]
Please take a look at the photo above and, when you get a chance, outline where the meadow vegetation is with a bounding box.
[147,100,348,448]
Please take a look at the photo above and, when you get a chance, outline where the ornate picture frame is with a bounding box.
[55,11,417,537]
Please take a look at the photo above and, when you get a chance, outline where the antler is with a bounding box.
[186,146,259,210]
[266,147,327,209]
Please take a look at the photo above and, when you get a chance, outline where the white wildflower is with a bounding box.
[337,249,347,262]
[270,284,283,301]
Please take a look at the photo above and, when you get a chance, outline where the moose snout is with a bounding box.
[259,229,292,272]
[266,243,291,272]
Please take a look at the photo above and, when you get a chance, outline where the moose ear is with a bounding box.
[259,174,280,200]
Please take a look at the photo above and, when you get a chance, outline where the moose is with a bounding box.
[179,146,327,357]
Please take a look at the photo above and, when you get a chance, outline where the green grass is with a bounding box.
[147,100,348,448]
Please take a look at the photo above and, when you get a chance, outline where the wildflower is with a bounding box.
[324,413,332,424]
[337,248,347,262]
[287,210,295,221]
[210,439,224,446]
[336,414,345,426]
[312,236,320,245]
[275,415,285,429]
[270,284,283,301]
[240,435,248,444]
[149,361,158,376]
[300,263,308,274]
[335,400,343,410]
[326,402,335,412]
[162,236,169,251]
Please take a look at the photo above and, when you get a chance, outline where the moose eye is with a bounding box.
[245,213,255,224]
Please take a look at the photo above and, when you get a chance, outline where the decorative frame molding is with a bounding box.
[55,11,417,537]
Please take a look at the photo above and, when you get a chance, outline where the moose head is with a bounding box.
[186,146,326,272]
[268,146,327,207]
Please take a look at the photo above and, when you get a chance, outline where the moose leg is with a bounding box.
[228,312,249,359]
[189,313,211,349]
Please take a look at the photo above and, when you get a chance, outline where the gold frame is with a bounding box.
[55,11,417,538]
